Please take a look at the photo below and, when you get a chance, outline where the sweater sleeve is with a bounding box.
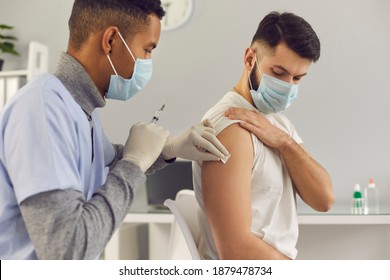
[20,160,145,260]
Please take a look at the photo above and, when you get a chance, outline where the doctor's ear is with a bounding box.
[102,27,119,55]
[108,39,113,54]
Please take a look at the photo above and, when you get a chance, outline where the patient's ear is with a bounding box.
[244,48,256,72]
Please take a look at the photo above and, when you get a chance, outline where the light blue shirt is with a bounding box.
[0,74,115,259]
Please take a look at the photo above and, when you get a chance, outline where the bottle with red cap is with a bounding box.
[364,178,379,214]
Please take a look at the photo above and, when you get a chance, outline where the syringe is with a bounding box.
[151,103,165,123]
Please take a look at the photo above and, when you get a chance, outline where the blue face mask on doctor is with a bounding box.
[106,31,153,101]
[249,54,298,113]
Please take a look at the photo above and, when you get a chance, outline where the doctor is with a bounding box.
[0,0,228,259]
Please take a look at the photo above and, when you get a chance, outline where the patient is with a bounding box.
[193,11,334,260]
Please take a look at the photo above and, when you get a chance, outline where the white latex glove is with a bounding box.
[123,121,169,172]
[162,119,230,162]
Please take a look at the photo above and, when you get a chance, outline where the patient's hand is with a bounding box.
[225,107,334,213]
[224,107,291,150]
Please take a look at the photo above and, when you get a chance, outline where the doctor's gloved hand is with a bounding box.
[162,119,230,162]
[123,122,169,173]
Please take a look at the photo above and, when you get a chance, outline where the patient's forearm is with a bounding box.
[279,138,334,212]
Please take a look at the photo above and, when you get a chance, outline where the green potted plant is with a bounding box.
[0,24,20,71]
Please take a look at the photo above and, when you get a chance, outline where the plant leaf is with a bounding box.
[0,35,18,40]
[0,42,19,56]
[0,24,14,30]
[2,42,15,48]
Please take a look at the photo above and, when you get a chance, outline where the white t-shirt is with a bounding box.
[193,91,303,260]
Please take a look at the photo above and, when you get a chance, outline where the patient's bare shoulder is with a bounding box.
[218,123,253,157]
[200,123,255,258]
[201,123,254,222]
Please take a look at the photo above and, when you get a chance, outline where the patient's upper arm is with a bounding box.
[201,123,254,258]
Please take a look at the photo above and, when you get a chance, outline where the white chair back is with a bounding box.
[164,189,201,260]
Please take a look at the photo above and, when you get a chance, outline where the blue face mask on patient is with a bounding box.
[249,55,298,113]
[106,32,153,101]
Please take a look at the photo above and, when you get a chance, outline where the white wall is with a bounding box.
[1,0,389,211]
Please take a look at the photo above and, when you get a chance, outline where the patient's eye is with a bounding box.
[271,69,285,77]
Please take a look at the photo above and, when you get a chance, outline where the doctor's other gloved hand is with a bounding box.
[123,122,170,172]
[162,119,230,162]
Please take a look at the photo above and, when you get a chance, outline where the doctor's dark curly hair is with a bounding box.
[68,0,165,51]
[251,11,321,62]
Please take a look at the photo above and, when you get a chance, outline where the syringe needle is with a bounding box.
[151,103,165,123]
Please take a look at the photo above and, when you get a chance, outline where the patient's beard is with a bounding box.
[249,65,260,90]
